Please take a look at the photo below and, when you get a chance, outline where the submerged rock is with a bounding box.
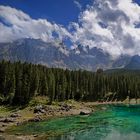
[101,107,107,110]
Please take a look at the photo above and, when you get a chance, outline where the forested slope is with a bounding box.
[0,61,140,105]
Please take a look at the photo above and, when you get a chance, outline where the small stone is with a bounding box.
[28,117,42,122]
[10,113,21,118]
[34,105,46,114]
[4,118,15,123]
[0,129,5,133]
[16,133,22,136]
[2,124,7,127]
[33,135,38,137]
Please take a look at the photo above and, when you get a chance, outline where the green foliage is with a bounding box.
[0,60,140,105]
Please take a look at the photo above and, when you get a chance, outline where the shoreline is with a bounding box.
[0,100,138,140]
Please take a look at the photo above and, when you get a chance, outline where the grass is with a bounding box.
[29,96,49,106]
[0,105,35,122]
[0,96,64,120]
[0,106,17,117]
[0,96,90,123]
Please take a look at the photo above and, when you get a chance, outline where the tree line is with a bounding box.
[0,60,140,105]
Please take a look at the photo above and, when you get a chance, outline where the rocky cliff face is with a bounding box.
[0,38,139,71]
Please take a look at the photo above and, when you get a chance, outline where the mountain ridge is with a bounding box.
[0,38,139,71]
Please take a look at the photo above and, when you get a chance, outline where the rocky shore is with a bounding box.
[0,99,137,140]
[0,101,96,140]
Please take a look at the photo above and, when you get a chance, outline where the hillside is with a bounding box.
[0,61,140,105]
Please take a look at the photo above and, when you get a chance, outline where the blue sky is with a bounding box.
[0,0,92,26]
[135,0,140,4]
[1,0,140,57]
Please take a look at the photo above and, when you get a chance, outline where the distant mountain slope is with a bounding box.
[105,69,140,75]
[0,38,70,68]
[0,38,139,71]
[125,55,140,70]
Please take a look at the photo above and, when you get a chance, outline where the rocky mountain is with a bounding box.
[0,38,139,71]
[125,55,140,70]
[0,38,69,68]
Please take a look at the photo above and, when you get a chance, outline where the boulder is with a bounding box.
[33,135,38,137]
[59,103,72,111]
[80,110,91,115]
[0,129,5,133]
[34,105,46,114]
[10,113,21,118]
[0,117,15,123]
[4,118,15,123]
[28,117,42,122]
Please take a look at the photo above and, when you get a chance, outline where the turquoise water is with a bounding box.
[10,104,140,140]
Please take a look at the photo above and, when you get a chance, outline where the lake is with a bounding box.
[8,104,140,140]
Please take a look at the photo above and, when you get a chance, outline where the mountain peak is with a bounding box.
[0,38,140,71]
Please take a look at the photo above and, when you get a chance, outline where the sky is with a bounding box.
[0,0,92,26]
[1,0,140,58]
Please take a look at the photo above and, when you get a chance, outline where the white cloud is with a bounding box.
[1,1,140,58]
[0,5,72,43]
[70,0,140,57]
[74,0,82,10]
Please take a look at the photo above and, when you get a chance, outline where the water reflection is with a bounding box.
[49,130,140,140]
[47,105,140,140]
[8,105,140,140]
[104,130,140,140]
